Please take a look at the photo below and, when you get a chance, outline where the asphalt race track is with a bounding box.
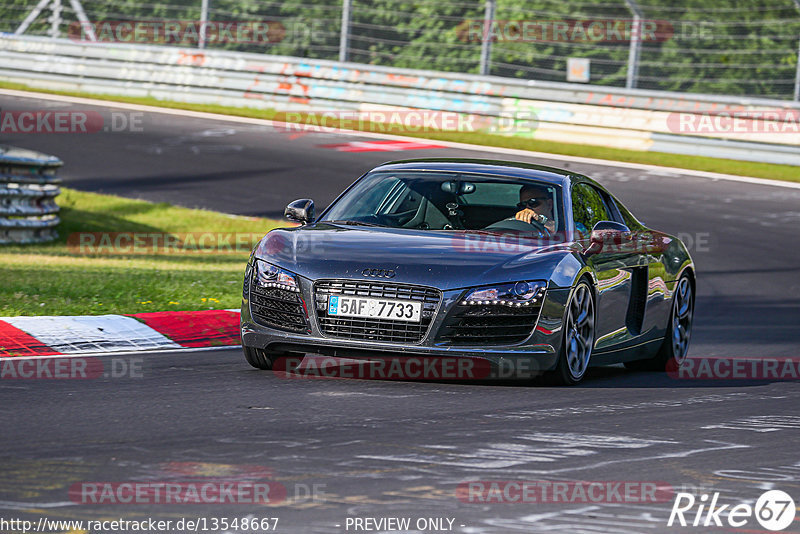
[2,92,800,533]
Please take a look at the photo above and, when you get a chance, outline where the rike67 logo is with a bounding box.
[668,489,796,531]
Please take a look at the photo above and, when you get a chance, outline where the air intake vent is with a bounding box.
[437,302,542,346]
[249,276,309,334]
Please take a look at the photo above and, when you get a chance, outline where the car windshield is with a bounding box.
[320,171,563,232]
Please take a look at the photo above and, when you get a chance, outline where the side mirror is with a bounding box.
[285,198,315,225]
[584,221,631,256]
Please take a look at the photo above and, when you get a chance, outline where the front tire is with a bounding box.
[243,346,306,372]
[548,279,596,385]
[625,273,694,372]
[243,345,275,369]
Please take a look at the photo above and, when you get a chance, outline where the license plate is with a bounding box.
[328,295,422,323]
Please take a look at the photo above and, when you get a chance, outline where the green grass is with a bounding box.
[0,188,285,316]
[2,80,798,183]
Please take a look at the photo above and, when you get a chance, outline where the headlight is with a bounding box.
[254,259,300,292]
[461,281,546,307]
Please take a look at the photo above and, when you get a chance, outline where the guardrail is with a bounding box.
[0,145,62,245]
[1,35,799,166]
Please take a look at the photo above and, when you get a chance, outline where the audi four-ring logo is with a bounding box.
[362,268,396,278]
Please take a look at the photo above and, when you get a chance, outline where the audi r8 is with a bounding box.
[240,159,695,385]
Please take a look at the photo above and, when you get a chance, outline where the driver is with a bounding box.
[515,184,556,233]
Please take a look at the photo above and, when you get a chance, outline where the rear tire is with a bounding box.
[547,279,596,386]
[625,273,693,372]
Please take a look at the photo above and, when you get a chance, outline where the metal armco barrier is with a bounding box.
[0,145,62,244]
[1,35,799,166]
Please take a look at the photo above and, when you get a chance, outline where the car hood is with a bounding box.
[253,223,576,290]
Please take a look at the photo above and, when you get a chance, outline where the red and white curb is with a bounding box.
[0,310,241,357]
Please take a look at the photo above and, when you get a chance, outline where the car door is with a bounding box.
[571,182,643,352]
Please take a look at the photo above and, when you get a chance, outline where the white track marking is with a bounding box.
[0,344,239,360]
[3,314,179,353]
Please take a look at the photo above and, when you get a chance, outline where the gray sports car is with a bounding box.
[240,159,695,385]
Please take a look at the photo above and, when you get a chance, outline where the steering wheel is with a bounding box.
[484,217,551,236]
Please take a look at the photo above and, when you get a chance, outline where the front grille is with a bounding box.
[437,302,542,346]
[314,280,441,344]
[249,277,309,333]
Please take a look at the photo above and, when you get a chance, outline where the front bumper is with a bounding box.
[241,272,570,375]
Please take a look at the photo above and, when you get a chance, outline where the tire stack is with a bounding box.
[0,145,62,245]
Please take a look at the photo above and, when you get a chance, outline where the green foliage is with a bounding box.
[0,187,283,316]
[2,0,799,98]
